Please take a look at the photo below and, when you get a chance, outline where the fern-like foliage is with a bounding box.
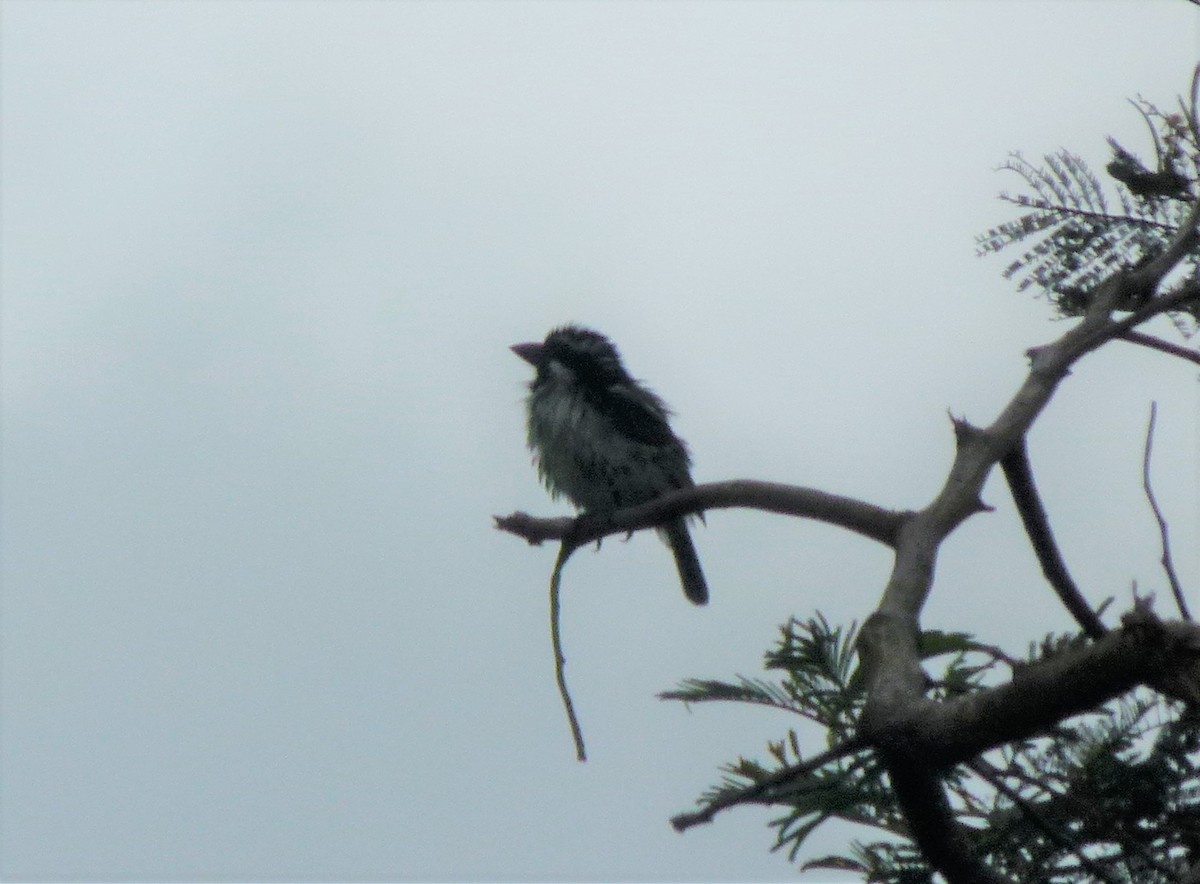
[665,615,1200,882]
[971,696,1200,884]
[977,95,1199,335]
[663,613,861,727]
[662,616,896,862]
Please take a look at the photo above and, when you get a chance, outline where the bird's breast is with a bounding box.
[525,384,688,513]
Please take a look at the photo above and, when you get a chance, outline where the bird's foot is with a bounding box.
[569,512,608,551]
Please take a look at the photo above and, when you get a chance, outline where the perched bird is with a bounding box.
[511,324,708,605]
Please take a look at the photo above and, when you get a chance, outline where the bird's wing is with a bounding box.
[601,383,682,449]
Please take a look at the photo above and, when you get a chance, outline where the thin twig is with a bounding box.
[1128,97,1165,168]
[550,543,587,761]
[1188,64,1200,152]
[1142,402,1191,621]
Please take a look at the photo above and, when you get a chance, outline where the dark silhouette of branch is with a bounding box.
[1142,402,1192,620]
[496,480,908,549]
[865,602,1200,771]
[1104,281,1200,342]
[1118,329,1200,365]
[857,201,1200,876]
[1000,440,1108,638]
[857,194,1200,668]
[883,761,1008,884]
[669,736,868,832]
[498,482,904,765]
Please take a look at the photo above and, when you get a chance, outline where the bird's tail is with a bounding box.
[663,519,708,605]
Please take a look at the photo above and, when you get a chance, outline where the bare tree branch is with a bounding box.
[1104,281,1200,342]
[496,479,908,549]
[1117,329,1200,365]
[866,603,1200,771]
[858,198,1200,699]
[1142,401,1192,620]
[857,202,1200,871]
[1000,440,1108,638]
[883,760,1010,884]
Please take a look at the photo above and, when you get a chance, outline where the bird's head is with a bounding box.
[511,325,629,387]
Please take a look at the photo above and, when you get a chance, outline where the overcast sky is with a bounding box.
[2,2,1198,881]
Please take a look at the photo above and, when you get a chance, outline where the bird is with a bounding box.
[511,324,708,605]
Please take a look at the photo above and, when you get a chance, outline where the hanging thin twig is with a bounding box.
[550,543,587,760]
[1142,401,1191,620]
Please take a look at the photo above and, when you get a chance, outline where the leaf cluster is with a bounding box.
[976,96,1198,334]
[665,615,1200,882]
[972,696,1200,883]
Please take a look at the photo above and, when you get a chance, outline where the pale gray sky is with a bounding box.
[2,2,1198,880]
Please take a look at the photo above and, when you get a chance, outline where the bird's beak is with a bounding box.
[510,342,544,366]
